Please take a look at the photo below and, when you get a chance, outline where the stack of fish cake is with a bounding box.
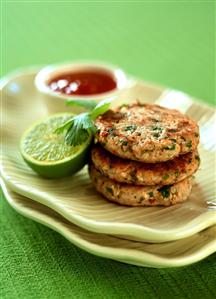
[89,103,200,206]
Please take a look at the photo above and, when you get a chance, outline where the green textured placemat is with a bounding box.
[1,2,215,299]
[0,190,216,299]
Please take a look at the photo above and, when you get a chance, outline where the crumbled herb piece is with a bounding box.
[130,169,138,183]
[121,140,128,146]
[163,174,169,180]
[108,128,116,136]
[170,138,176,142]
[124,125,137,132]
[167,128,177,133]
[106,187,114,196]
[194,132,199,137]
[163,144,176,150]
[151,126,163,132]
[138,196,144,203]
[148,191,154,198]
[186,140,192,148]
[153,132,160,138]
[151,118,159,123]
[171,187,177,194]
[175,170,180,178]
[195,155,200,162]
[158,186,171,198]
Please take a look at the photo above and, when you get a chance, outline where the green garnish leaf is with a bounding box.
[90,98,113,120]
[66,113,96,146]
[55,118,74,135]
[56,113,96,146]
[55,97,114,146]
[66,99,97,110]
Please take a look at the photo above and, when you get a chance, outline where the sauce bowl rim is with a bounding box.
[35,61,133,100]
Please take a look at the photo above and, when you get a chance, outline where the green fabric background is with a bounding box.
[1,1,215,299]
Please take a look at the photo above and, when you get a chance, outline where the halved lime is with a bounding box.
[20,113,92,178]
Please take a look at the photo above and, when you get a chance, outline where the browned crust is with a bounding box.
[91,145,200,186]
[95,103,199,163]
[89,164,193,207]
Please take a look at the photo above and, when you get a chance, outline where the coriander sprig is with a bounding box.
[55,98,113,146]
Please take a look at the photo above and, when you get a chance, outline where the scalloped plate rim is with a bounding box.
[1,179,216,268]
[2,173,216,243]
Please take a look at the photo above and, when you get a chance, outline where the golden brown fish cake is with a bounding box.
[95,103,199,163]
[91,145,200,186]
[89,164,193,207]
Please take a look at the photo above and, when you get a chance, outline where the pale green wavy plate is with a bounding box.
[1,179,216,268]
[1,68,216,243]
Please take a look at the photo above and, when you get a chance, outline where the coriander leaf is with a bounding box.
[54,119,74,135]
[66,99,97,110]
[158,185,171,198]
[90,98,113,120]
[55,97,115,146]
[64,113,96,146]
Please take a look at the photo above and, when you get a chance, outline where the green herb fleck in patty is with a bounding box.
[195,155,200,162]
[175,169,180,178]
[158,185,171,198]
[151,126,163,132]
[186,140,192,148]
[163,144,176,150]
[167,128,177,133]
[108,128,116,136]
[138,196,145,203]
[153,132,160,138]
[106,187,114,196]
[148,191,154,198]
[163,174,169,180]
[124,125,137,132]
[130,169,138,183]
[121,140,128,146]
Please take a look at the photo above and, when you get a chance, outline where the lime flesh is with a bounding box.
[20,113,91,178]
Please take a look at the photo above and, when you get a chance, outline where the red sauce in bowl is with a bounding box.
[48,70,117,96]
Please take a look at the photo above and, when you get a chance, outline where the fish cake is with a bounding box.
[89,164,193,207]
[91,145,200,186]
[95,103,199,163]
